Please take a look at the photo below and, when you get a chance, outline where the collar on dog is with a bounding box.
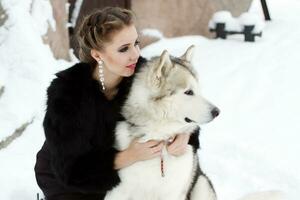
[160,154,165,177]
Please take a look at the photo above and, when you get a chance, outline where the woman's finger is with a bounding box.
[145,140,161,147]
[151,142,164,153]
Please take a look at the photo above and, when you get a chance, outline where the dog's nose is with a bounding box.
[211,107,220,118]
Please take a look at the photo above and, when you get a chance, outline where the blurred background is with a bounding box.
[0,0,299,200]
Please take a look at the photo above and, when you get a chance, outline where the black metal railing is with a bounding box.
[210,23,262,42]
[36,193,44,200]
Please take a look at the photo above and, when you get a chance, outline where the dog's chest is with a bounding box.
[117,146,195,198]
[112,122,196,199]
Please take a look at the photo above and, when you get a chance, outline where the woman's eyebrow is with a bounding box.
[118,37,139,48]
[119,43,130,48]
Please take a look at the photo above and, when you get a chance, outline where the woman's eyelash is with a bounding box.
[119,46,129,52]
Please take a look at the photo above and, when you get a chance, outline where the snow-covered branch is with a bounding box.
[0,86,4,98]
[0,118,34,150]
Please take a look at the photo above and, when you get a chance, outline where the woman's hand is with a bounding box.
[114,139,164,169]
[166,133,191,156]
[129,139,164,161]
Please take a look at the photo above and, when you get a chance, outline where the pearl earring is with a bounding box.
[98,60,105,91]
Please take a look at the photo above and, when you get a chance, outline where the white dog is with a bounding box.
[105,45,219,200]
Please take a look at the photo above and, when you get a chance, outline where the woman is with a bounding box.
[35,7,199,200]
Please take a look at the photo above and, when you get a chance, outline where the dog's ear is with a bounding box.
[153,50,173,87]
[157,50,172,77]
[180,45,195,62]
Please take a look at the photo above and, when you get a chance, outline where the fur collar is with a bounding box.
[55,62,94,81]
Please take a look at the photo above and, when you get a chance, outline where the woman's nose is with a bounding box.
[131,46,140,61]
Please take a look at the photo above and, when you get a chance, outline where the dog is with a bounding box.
[104,45,219,200]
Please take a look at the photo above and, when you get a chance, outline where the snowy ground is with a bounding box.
[0,0,299,199]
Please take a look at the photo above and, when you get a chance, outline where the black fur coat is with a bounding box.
[35,57,200,198]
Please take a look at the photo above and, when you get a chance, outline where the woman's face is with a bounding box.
[93,24,140,78]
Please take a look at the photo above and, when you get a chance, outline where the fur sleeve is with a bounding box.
[43,77,120,193]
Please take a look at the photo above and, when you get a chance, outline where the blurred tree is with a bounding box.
[0,86,4,99]
[0,1,8,27]
[42,0,71,61]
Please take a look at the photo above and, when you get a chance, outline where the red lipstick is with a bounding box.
[126,63,136,70]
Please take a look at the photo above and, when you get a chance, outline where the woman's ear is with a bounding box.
[90,49,102,61]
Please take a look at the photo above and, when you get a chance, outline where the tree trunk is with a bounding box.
[43,0,70,61]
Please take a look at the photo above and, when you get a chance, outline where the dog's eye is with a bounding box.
[184,90,194,96]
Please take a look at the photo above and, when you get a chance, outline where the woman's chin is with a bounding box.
[123,69,135,77]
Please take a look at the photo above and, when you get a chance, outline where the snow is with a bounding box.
[208,11,241,31]
[141,28,165,39]
[0,0,299,199]
[0,0,73,198]
[30,0,56,34]
[238,12,265,33]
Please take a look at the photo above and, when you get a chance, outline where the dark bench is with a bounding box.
[209,11,264,42]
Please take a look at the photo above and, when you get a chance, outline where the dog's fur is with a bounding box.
[104,45,219,200]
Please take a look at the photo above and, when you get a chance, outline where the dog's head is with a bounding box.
[145,45,220,125]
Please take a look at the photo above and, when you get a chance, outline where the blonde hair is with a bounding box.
[77,7,135,64]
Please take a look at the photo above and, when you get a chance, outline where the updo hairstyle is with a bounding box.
[77,7,135,64]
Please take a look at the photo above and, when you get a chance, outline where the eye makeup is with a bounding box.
[118,39,140,53]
